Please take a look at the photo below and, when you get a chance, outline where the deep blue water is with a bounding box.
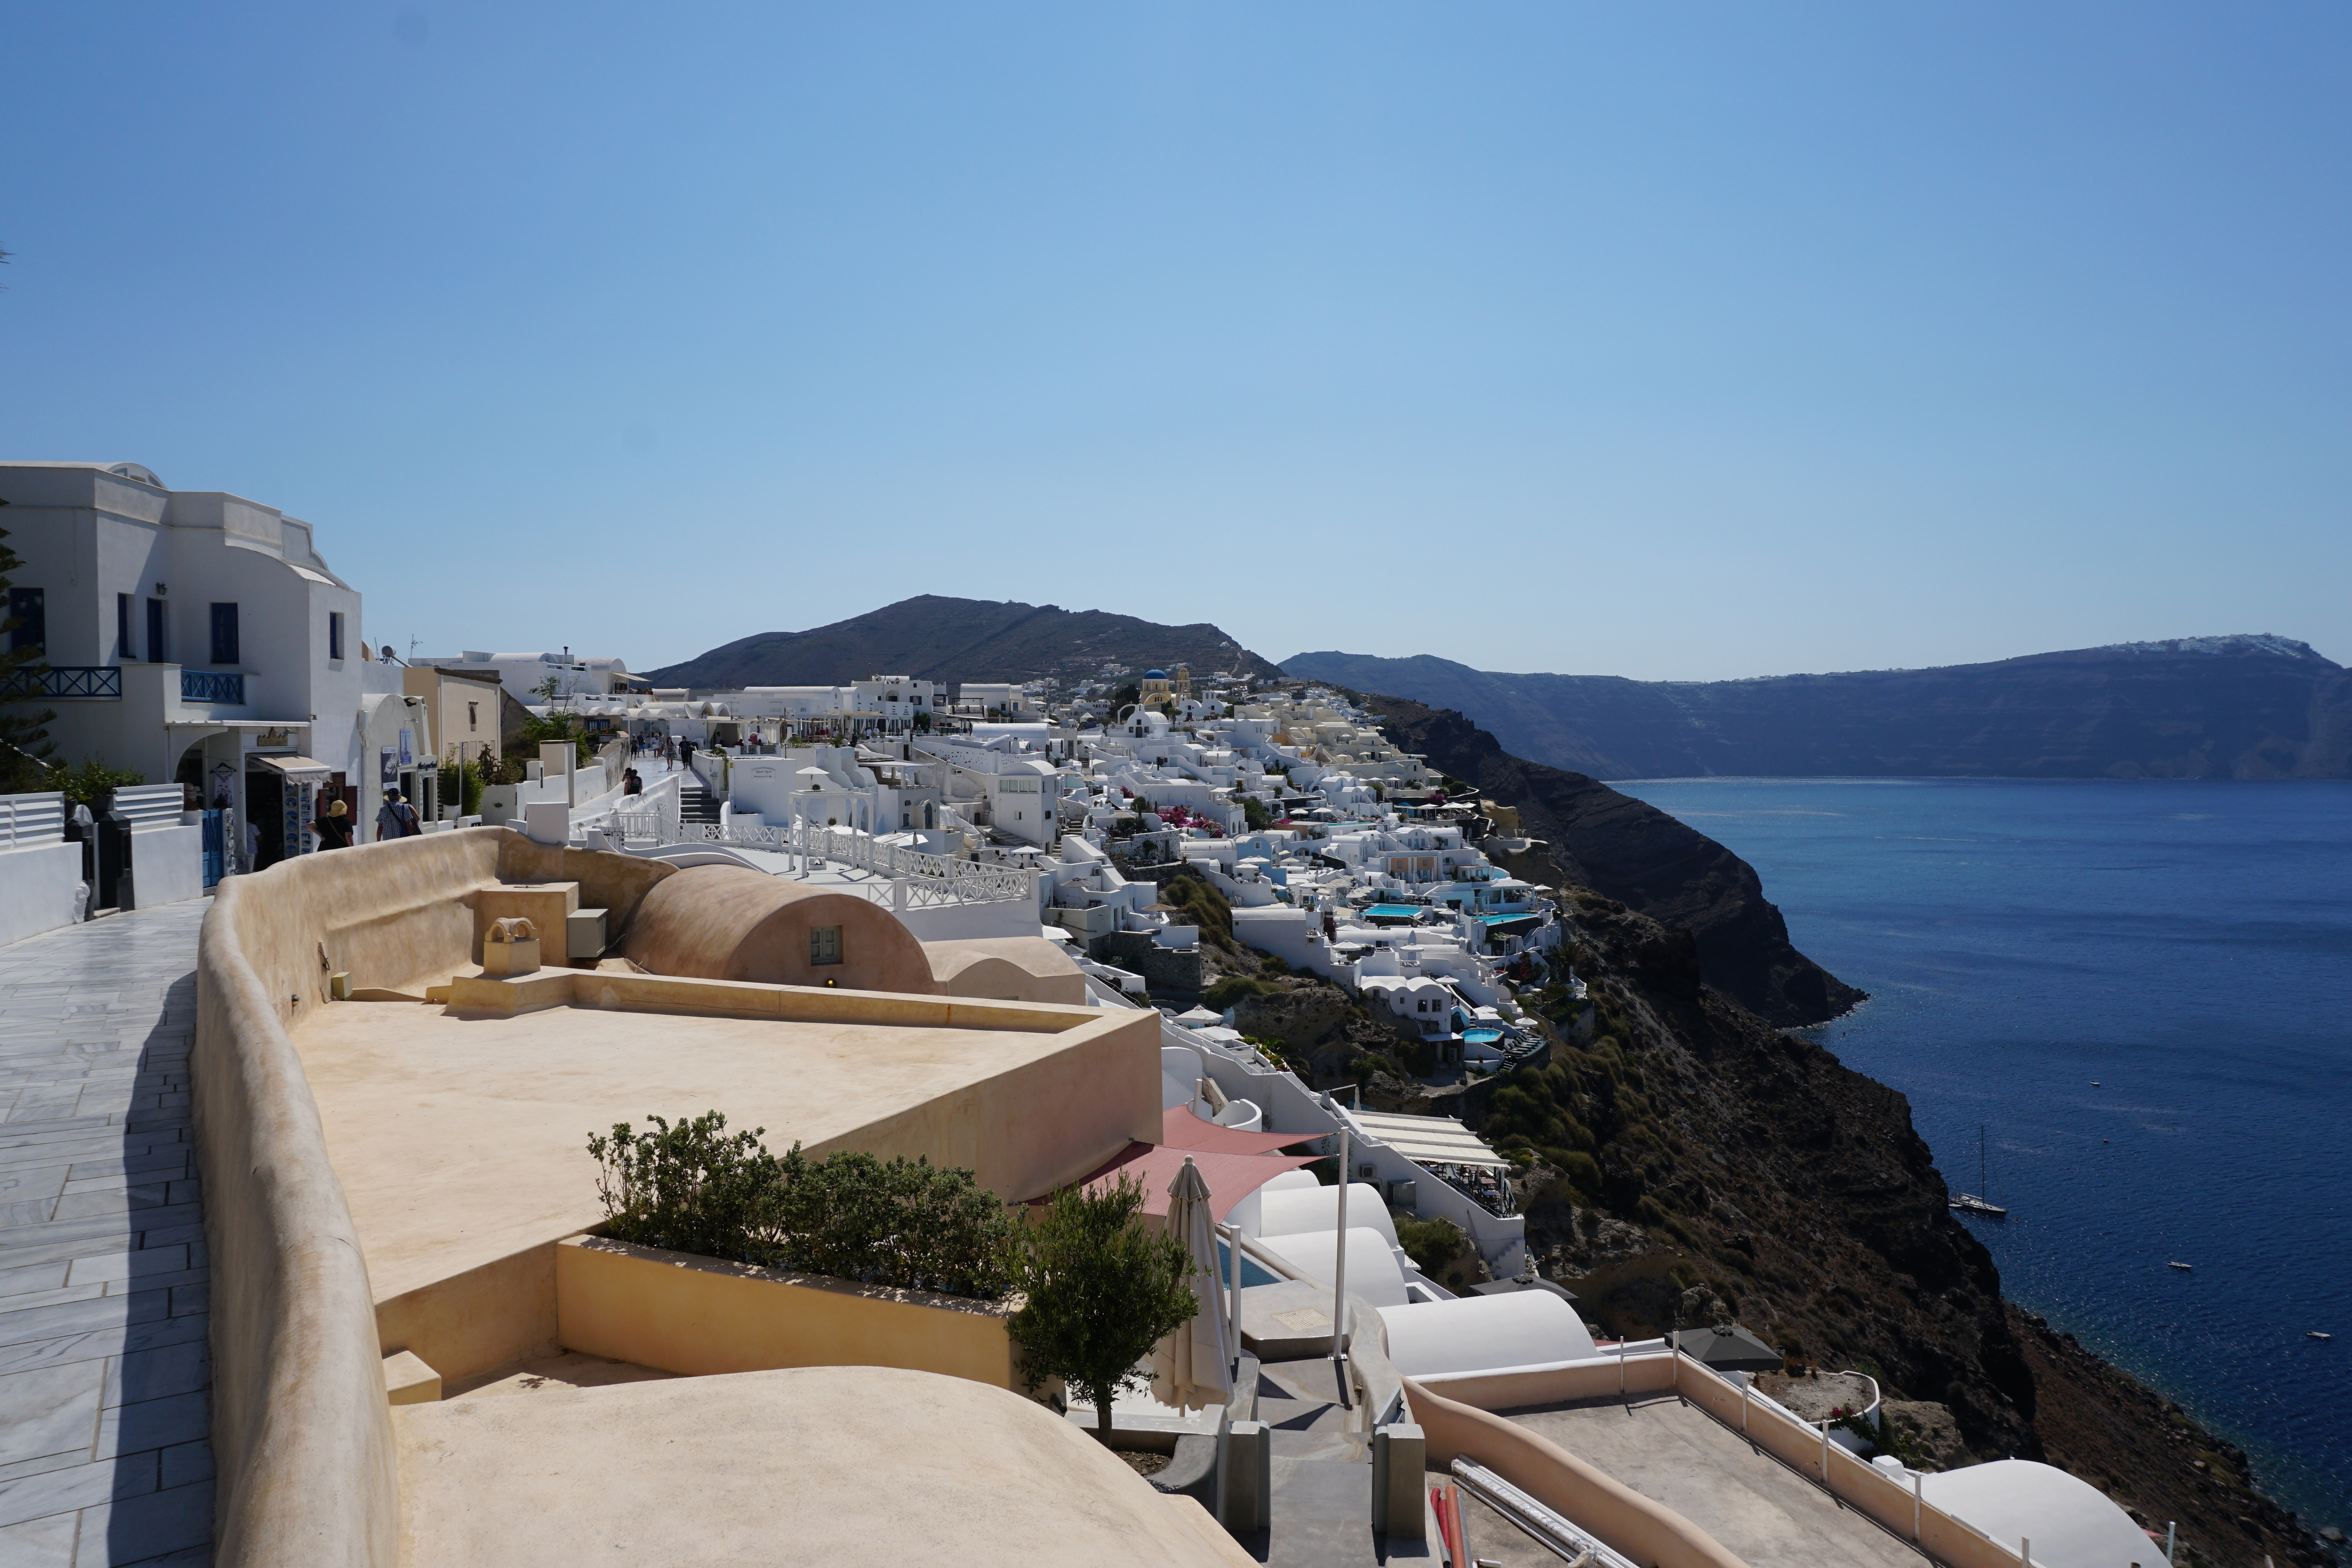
[1610,778,2352,1534]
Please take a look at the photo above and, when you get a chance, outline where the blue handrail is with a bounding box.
[0,666,122,700]
[181,669,246,704]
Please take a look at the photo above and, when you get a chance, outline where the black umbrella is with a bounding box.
[1669,1324,1783,1373]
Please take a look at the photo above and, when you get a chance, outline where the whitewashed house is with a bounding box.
[0,461,366,870]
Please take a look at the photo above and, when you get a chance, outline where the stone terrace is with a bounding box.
[0,900,213,1567]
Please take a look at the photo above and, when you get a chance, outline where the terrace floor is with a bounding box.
[1463,1393,1925,1568]
[289,984,1142,1306]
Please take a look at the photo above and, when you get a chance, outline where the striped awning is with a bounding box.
[1342,1108,1513,1171]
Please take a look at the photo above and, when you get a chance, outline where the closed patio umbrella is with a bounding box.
[1150,1156,1234,1411]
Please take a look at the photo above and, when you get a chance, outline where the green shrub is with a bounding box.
[588,1111,780,1262]
[442,748,487,817]
[1554,1150,1602,1192]
[587,1112,1020,1299]
[1201,974,1277,1011]
[1395,1216,1467,1278]
[1350,1052,1397,1082]
[55,754,146,806]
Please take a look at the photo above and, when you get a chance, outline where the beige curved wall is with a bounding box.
[197,831,520,1567]
[623,865,934,992]
[925,935,1088,1005]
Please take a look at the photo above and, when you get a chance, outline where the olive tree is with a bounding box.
[1007,1174,1199,1440]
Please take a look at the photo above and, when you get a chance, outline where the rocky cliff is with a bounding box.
[1288,636,2352,780]
[1468,889,2327,1568]
[1365,694,1864,1028]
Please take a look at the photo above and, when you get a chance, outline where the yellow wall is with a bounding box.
[556,1236,1023,1386]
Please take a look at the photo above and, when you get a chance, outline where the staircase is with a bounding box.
[680,773,720,825]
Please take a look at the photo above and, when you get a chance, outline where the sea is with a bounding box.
[1608,777,2352,1536]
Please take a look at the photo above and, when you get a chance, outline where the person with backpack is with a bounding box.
[315,797,354,850]
[377,788,423,841]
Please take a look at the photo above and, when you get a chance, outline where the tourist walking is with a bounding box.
[376,788,423,841]
[315,797,354,850]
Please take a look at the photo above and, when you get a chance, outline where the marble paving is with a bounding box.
[0,898,213,1567]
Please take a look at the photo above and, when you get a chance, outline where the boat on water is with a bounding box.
[1948,1125,2009,1219]
[2310,1331,2334,1342]
[2169,1261,2193,1271]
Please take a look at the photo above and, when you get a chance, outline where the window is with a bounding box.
[329,611,345,661]
[6,587,44,654]
[467,701,479,733]
[209,603,240,666]
[117,593,135,660]
[809,925,843,967]
[146,598,166,663]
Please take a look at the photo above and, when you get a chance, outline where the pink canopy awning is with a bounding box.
[1067,1141,1318,1226]
[1160,1104,1323,1156]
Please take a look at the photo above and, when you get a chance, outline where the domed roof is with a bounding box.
[1144,669,1168,680]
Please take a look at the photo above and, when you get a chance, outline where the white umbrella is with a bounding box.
[1150,1156,1234,1411]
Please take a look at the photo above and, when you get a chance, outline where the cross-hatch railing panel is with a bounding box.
[180,669,246,704]
[1,666,122,700]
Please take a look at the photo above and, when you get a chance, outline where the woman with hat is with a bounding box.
[315,795,354,850]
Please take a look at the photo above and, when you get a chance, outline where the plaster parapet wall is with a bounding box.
[1416,1354,2033,1568]
[555,1236,1023,1387]
[193,830,653,1567]
[1403,1374,1747,1568]
[129,821,206,908]
[0,840,86,947]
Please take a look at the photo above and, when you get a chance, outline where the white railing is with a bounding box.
[614,813,1037,908]
[110,784,189,827]
[0,790,65,848]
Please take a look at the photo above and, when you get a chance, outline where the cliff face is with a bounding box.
[1514,892,2038,1457]
[1366,694,1863,1027]
[1289,636,2352,780]
[646,596,1281,691]
[1473,891,2326,1568]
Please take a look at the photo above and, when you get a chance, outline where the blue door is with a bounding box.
[201,810,225,887]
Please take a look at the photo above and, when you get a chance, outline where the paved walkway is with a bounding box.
[0,900,213,1567]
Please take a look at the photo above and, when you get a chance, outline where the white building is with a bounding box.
[413,650,641,703]
[0,462,366,868]
[952,681,1038,718]
[851,675,941,730]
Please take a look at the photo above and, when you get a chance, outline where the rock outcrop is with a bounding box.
[1365,694,1863,1027]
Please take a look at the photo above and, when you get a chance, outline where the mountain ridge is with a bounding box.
[1285,636,2352,780]
[644,596,1283,691]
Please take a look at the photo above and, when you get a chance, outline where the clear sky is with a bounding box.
[4,4,2347,681]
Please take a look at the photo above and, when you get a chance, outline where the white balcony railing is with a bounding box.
[609,809,1035,908]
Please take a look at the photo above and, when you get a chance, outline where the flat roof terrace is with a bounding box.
[289,969,1158,1382]
[1463,1393,1925,1568]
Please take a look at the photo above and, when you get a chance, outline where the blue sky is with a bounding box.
[4,3,2346,680]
